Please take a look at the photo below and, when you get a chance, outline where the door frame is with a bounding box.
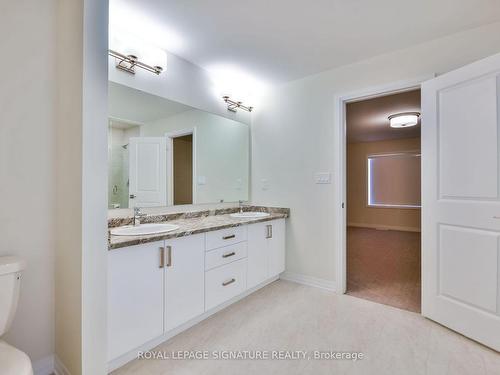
[333,75,433,295]
[165,127,197,205]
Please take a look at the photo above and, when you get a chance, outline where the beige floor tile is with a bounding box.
[112,280,500,375]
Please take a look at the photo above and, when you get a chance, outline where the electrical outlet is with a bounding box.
[261,178,270,190]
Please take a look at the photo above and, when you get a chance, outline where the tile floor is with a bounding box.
[112,280,500,375]
[347,227,421,312]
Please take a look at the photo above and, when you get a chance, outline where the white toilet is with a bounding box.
[0,256,33,375]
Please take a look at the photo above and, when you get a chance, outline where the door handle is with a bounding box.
[166,245,172,267]
[222,278,236,286]
[222,251,236,258]
[266,225,273,239]
[222,234,236,240]
[159,247,165,268]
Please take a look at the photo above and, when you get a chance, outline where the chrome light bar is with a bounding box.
[222,96,253,112]
[108,49,163,75]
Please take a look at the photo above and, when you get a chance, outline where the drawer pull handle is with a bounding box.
[266,225,273,239]
[222,278,236,286]
[222,251,236,258]
[159,247,165,268]
[222,234,236,240]
[166,246,172,267]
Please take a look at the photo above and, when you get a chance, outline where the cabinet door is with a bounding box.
[268,219,286,277]
[165,234,205,331]
[247,222,269,289]
[108,242,164,361]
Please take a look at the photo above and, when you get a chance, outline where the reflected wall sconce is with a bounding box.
[109,49,164,75]
[223,96,253,113]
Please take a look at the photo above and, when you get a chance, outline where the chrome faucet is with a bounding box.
[238,200,244,213]
[133,206,147,226]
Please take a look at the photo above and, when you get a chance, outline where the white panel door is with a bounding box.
[129,137,167,207]
[107,242,164,360]
[247,222,269,289]
[422,53,500,351]
[165,234,205,331]
[268,219,286,277]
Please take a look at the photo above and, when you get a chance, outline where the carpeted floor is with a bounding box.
[347,227,421,313]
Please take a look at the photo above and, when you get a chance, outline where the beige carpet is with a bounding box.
[347,226,421,313]
[112,280,500,375]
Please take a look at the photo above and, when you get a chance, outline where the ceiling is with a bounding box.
[108,82,191,124]
[110,0,500,84]
[346,89,421,143]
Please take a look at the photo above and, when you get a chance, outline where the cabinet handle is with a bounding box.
[222,251,236,258]
[222,278,236,286]
[266,225,273,239]
[159,247,165,268]
[222,234,236,240]
[166,245,172,267]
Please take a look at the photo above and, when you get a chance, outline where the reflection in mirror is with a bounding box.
[108,82,249,209]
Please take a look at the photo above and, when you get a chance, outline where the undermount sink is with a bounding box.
[230,212,271,219]
[110,223,179,236]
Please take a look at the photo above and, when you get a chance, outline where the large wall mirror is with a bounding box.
[108,82,249,209]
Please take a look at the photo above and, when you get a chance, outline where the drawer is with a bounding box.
[205,258,247,311]
[205,241,247,271]
[205,226,247,251]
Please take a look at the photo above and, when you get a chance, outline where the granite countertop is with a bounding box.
[108,206,289,250]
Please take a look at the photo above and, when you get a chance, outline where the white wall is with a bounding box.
[109,52,251,126]
[251,22,500,283]
[141,109,250,204]
[0,1,56,371]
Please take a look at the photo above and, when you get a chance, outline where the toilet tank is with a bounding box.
[0,257,26,337]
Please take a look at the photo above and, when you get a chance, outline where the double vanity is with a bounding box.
[107,206,289,370]
[106,82,287,370]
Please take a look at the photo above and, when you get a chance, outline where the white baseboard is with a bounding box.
[280,272,336,292]
[347,222,421,233]
[54,355,71,375]
[107,275,280,373]
[33,355,54,375]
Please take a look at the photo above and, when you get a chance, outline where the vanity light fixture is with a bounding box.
[223,96,253,113]
[109,49,164,75]
[388,112,420,128]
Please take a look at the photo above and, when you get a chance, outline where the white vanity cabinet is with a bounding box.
[247,219,286,289]
[268,219,286,276]
[108,218,286,366]
[164,234,205,331]
[107,241,165,361]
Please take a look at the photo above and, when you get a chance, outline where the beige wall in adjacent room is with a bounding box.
[347,137,421,232]
[173,135,194,205]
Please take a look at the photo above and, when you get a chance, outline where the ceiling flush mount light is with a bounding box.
[223,96,253,112]
[109,29,167,75]
[388,112,420,128]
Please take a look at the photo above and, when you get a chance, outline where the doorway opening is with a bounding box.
[166,128,196,206]
[345,89,422,313]
[172,134,193,205]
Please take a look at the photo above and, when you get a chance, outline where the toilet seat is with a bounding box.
[0,340,33,375]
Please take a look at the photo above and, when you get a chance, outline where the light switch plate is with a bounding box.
[197,176,206,185]
[315,172,331,184]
